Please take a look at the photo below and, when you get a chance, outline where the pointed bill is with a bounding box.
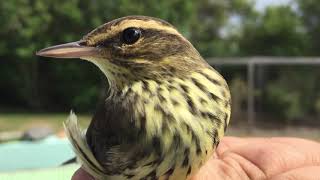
[36,41,98,58]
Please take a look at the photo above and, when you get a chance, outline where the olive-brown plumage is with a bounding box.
[37,16,231,180]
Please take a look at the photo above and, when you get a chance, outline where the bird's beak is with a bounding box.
[36,41,98,59]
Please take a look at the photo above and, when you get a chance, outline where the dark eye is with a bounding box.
[122,28,141,44]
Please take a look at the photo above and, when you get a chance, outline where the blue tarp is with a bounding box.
[0,136,75,172]
[0,164,79,180]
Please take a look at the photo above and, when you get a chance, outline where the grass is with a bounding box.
[0,113,91,133]
[226,125,320,141]
[0,113,319,142]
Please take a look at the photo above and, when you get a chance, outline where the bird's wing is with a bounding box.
[83,101,157,178]
[64,111,108,179]
[65,108,155,180]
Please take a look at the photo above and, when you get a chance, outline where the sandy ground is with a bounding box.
[226,125,320,141]
[0,113,319,142]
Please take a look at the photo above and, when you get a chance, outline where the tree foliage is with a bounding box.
[0,0,249,111]
[0,0,320,122]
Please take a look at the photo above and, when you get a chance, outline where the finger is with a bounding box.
[192,137,257,180]
[192,154,251,180]
[72,168,94,180]
[219,136,249,147]
[271,166,320,180]
[221,137,320,178]
[219,137,320,162]
[216,136,274,156]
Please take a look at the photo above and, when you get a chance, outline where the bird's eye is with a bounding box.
[122,28,141,44]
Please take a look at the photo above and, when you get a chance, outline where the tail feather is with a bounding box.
[64,111,107,179]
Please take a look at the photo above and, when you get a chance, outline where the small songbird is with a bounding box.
[37,16,231,180]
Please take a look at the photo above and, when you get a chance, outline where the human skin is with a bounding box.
[72,137,320,180]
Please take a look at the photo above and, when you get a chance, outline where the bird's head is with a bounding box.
[37,16,207,90]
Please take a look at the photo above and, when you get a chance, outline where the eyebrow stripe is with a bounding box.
[84,18,182,46]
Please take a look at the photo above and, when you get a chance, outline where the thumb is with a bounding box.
[72,168,94,180]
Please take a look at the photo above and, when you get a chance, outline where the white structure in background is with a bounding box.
[208,57,320,125]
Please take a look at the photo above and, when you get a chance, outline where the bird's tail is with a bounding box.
[63,111,107,179]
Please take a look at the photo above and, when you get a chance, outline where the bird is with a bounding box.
[37,16,231,180]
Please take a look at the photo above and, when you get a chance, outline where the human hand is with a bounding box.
[72,137,320,180]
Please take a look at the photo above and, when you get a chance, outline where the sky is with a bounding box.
[220,0,294,37]
[255,0,292,11]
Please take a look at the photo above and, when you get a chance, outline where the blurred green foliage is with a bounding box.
[0,0,320,122]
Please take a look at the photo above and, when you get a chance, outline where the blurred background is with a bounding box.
[0,0,319,179]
